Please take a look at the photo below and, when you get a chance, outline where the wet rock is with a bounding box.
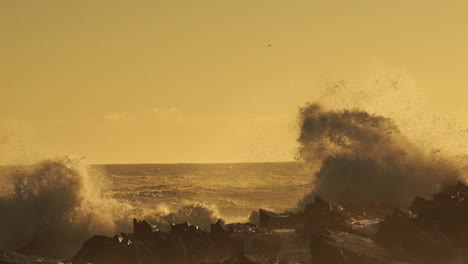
[310,229,407,264]
[408,197,433,215]
[211,219,228,235]
[171,222,201,234]
[208,219,245,260]
[443,181,468,195]
[248,235,282,256]
[221,253,270,264]
[170,222,211,263]
[227,223,263,234]
[72,231,189,264]
[0,250,66,264]
[258,210,296,229]
[71,235,137,264]
[375,182,468,263]
[133,218,157,239]
[298,196,357,237]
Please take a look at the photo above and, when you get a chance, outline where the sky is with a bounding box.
[1,0,468,164]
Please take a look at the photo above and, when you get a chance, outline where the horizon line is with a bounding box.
[94,160,299,166]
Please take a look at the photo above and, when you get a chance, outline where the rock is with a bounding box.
[133,218,157,239]
[170,222,210,263]
[71,235,137,264]
[310,229,407,264]
[171,222,200,234]
[374,182,468,263]
[221,252,270,264]
[409,197,433,215]
[374,208,416,247]
[443,181,468,195]
[298,196,357,237]
[248,234,282,256]
[211,219,229,236]
[258,210,296,229]
[71,232,189,264]
[69,182,468,264]
[0,250,66,264]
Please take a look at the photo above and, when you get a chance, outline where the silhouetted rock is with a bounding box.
[0,250,66,264]
[170,222,211,263]
[409,197,433,215]
[310,229,406,264]
[259,209,296,229]
[171,222,200,234]
[133,218,157,239]
[221,252,269,264]
[375,182,468,263]
[72,231,189,264]
[68,182,468,264]
[298,196,357,237]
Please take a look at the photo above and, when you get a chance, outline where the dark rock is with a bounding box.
[298,196,357,237]
[71,235,137,264]
[168,222,209,261]
[0,250,66,264]
[227,223,264,234]
[310,229,407,264]
[248,235,282,256]
[375,182,468,263]
[221,252,269,264]
[171,222,200,234]
[133,218,157,239]
[258,210,296,229]
[211,219,229,236]
[72,232,189,264]
[409,197,433,215]
[443,181,468,195]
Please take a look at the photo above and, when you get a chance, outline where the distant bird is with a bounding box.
[268,44,271,47]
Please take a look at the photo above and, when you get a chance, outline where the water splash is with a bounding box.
[0,158,219,258]
[297,70,467,208]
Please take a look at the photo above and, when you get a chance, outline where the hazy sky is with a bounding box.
[1,0,468,164]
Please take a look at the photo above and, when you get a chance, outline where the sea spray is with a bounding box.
[0,158,133,258]
[296,72,466,208]
[0,158,220,258]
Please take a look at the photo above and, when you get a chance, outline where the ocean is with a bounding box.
[102,162,313,223]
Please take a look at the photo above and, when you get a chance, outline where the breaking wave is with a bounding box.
[0,158,219,258]
[297,72,467,208]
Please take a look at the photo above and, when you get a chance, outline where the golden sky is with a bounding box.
[1,0,468,164]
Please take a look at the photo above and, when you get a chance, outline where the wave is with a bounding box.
[296,73,466,208]
[0,158,219,258]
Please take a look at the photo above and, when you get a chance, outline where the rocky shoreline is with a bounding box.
[3,182,468,264]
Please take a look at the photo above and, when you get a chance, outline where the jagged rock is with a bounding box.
[258,210,296,229]
[69,182,468,264]
[171,222,200,234]
[71,231,189,264]
[443,181,468,195]
[375,182,468,263]
[298,196,357,237]
[226,223,262,234]
[211,219,229,235]
[409,197,433,215]
[170,222,210,263]
[310,229,407,264]
[248,235,282,256]
[221,253,269,264]
[71,235,137,264]
[133,218,157,239]
[0,250,66,264]
[208,220,244,260]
